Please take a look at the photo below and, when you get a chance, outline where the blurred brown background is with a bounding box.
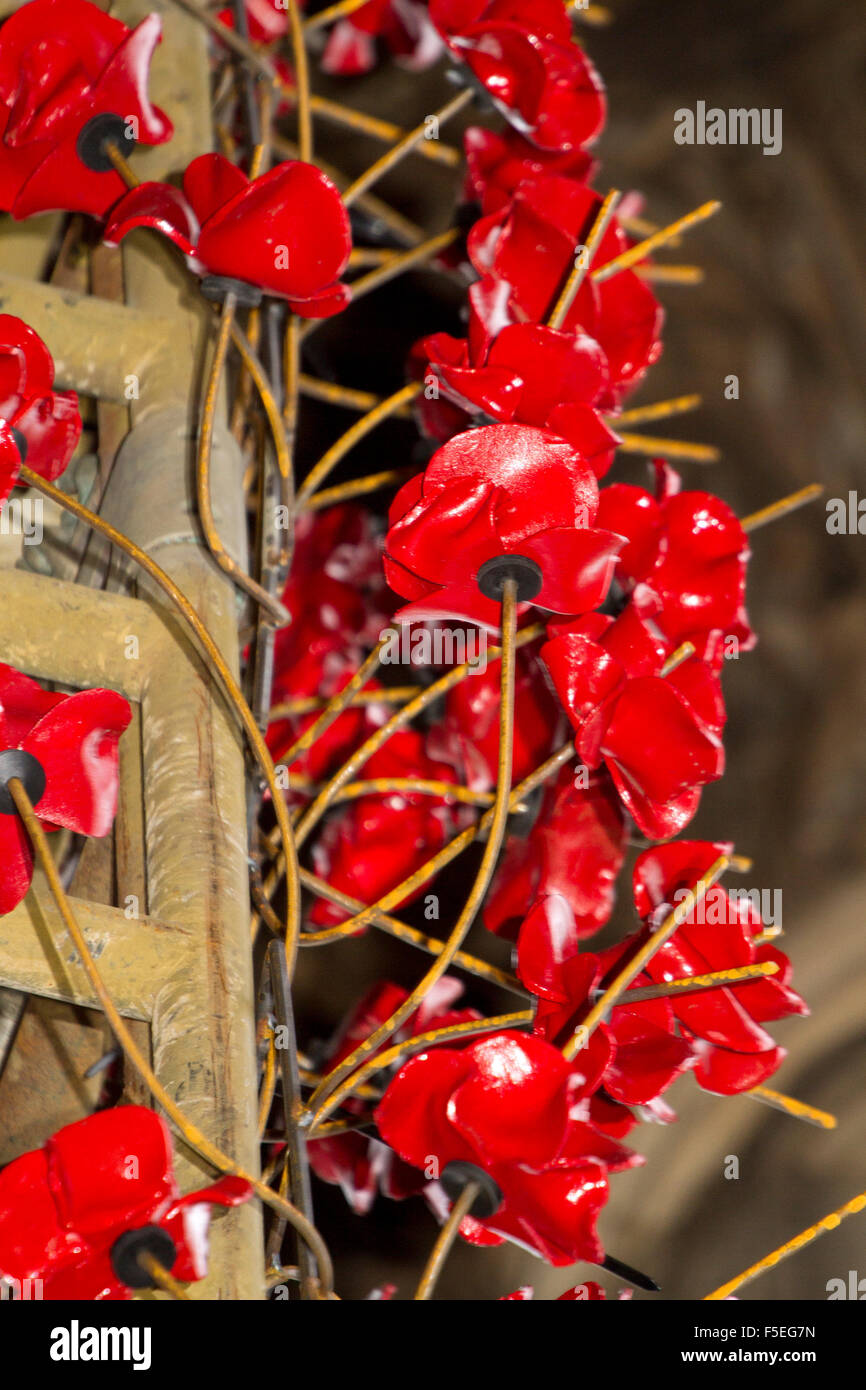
[298,0,866,1300]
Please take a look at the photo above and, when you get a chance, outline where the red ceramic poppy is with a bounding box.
[0,1107,250,1299]
[0,0,172,220]
[596,467,755,660]
[430,0,606,153]
[308,728,466,926]
[427,643,562,792]
[384,422,623,631]
[412,283,621,474]
[104,153,352,315]
[0,315,81,480]
[0,663,131,916]
[632,841,808,1095]
[321,0,443,76]
[308,977,480,1214]
[468,175,664,401]
[516,895,695,1106]
[463,124,596,214]
[541,604,726,839]
[485,763,625,941]
[375,1028,640,1265]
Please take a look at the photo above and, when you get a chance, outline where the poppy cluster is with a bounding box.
[235,0,804,1281]
[0,0,808,1297]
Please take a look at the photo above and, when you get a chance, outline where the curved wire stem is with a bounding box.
[198,295,289,621]
[298,382,423,503]
[229,319,292,483]
[303,581,518,1119]
[342,86,474,207]
[302,466,416,510]
[414,1182,479,1301]
[8,779,333,1297]
[18,464,304,983]
[269,684,419,719]
[295,868,526,995]
[334,776,528,811]
[285,0,312,162]
[257,1028,278,1137]
[704,1188,866,1300]
[592,199,722,282]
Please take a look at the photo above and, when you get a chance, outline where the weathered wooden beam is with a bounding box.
[0,273,174,402]
[0,569,158,698]
[0,891,194,1020]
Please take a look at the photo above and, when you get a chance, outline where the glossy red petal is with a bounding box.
[0,661,66,747]
[595,482,664,583]
[485,766,626,941]
[89,14,173,146]
[423,422,599,534]
[485,1157,609,1265]
[0,314,54,404]
[103,181,198,256]
[197,159,351,303]
[22,687,132,837]
[386,478,503,593]
[522,525,622,615]
[693,1040,787,1096]
[449,1031,572,1165]
[46,1107,174,1236]
[541,629,624,751]
[547,402,620,478]
[0,811,34,916]
[601,675,725,806]
[374,1049,476,1169]
[182,151,248,226]
[648,490,755,648]
[0,420,21,505]
[603,1010,694,1106]
[515,894,586,1001]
